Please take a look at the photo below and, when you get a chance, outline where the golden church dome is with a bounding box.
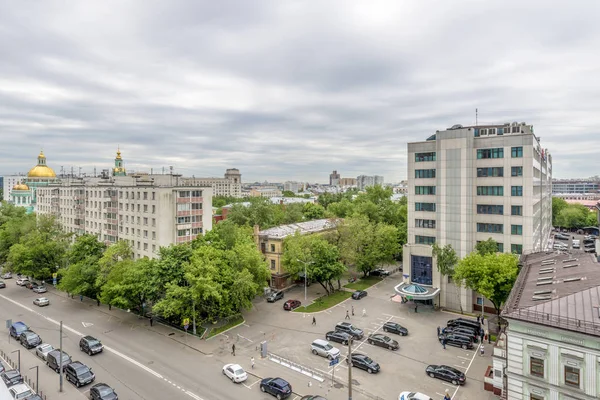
[12,183,29,190]
[27,151,57,178]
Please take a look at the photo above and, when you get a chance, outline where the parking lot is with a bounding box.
[206,274,495,400]
[550,230,598,255]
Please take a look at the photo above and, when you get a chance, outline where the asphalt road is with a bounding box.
[0,283,273,400]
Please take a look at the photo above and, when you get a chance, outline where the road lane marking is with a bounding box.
[186,390,204,400]
[451,341,481,399]
[82,322,93,327]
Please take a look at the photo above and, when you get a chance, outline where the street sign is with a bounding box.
[183,318,190,326]
[329,357,339,367]
[6,319,12,329]
[52,273,58,279]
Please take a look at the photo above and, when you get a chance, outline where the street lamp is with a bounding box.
[29,366,38,392]
[296,259,314,301]
[11,349,20,371]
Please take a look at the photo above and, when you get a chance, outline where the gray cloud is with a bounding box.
[1,0,599,182]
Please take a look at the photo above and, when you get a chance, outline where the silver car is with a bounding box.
[33,297,50,307]
[35,343,55,360]
[1,272,12,279]
[33,286,47,294]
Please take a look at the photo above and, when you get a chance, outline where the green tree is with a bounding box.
[552,197,568,226]
[303,202,326,220]
[282,190,295,197]
[453,252,519,317]
[0,204,36,264]
[475,238,499,256]
[96,240,133,291]
[58,234,107,298]
[327,198,355,218]
[556,206,587,228]
[431,243,458,277]
[68,234,106,265]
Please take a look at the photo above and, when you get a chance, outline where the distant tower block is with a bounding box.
[225,168,241,184]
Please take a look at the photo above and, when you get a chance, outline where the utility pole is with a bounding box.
[192,300,197,335]
[59,321,63,392]
[348,338,353,400]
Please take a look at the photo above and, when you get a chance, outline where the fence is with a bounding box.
[0,349,47,399]
[507,308,600,336]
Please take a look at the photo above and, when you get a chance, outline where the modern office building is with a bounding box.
[552,179,599,195]
[356,175,384,190]
[329,170,341,186]
[181,168,242,197]
[399,122,553,312]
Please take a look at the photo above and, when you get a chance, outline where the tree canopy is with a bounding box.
[431,243,458,277]
[475,238,499,256]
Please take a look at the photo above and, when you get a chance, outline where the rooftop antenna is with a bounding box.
[475,108,478,126]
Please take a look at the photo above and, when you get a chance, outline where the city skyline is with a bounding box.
[1,1,599,182]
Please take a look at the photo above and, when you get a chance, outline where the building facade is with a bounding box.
[356,175,384,190]
[182,168,242,197]
[339,177,357,186]
[6,152,60,213]
[283,181,304,193]
[402,122,553,312]
[552,179,599,195]
[329,170,340,186]
[249,187,282,198]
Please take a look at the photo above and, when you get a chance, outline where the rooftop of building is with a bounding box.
[502,250,600,337]
[258,218,340,239]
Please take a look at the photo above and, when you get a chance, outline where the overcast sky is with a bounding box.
[1,1,598,183]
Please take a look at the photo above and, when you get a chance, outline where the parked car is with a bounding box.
[398,392,433,400]
[1,369,23,387]
[266,291,284,303]
[89,383,119,400]
[7,383,32,399]
[46,350,72,373]
[0,361,4,374]
[283,300,301,311]
[553,243,568,250]
[446,318,480,331]
[1,272,12,279]
[554,233,570,241]
[382,322,408,336]
[370,268,390,277]
[325,331,351,345]
[16,278,30,286]
[9,322,29,338]
[19,331,42,349]
[334,322,364,339]
[572,240,580,249]
[346,353,380,374]
[300,396,327,400]
[33,297,50,307]
[32,286,47,294]
[65,361,95,387]
[425,364,466,385]
[0,281,5,289]
[351,290,368,300]
[25,395,44,400]
[439,333,474,350]
[80,336,103,355]
[367,333,399,350]
[222,363,247,383]
[310,339,340,360]
[89,383,118,400]
[25,281,39,289]
[585,247,596,253]
[260,377,292,399]
[35,343,55,361]
[443,326,479,342]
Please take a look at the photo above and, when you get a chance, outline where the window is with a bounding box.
[511,186,523,196]
[530,395,544,400]
[415,152,436,162]
[415,219,436,229]
[152,218,156,227]
[530,357,544,377]
[415,202,436,212]
[143,230,148,239]
[137,192,140,200]
[152,231,156,240]
[152,205,156,214]
[564,365,580,387]
[137,204,140,212]
[477,148,504,159]
[477,223,503,234]
[177,203,191,212]
[511,225,523,235]
[143,204,148,212]
[415,186,436,195]
[191,203,202,210]
[477,167,504,177]
[511,244,523,254]
[411,255,432,285]
[511,146,523,158]
[152,192,156,200]
[179,191,191,198]
[415,235,436,245]
[270,260,276,270]
[143,192,148,200]
[511,166,523,176]
[177,229,190,237]
[415,169,436,179]
[270,244,275,252]
[191,190,202,197]
[477,205,504,215]
[477,186,504,196]
[511,205,522,216]
[143,243,148,251]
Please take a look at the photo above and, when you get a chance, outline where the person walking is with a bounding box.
[443,389,451,400]
[150,316,154,327]
[345,310,350,320]
[97,298,100,307]
[108,303,112,310]
[485,329,490,344]
[414,304,418,313]
[251,357,255,369]
[437,326,441,336]
[232,344,236,356]
[351,305,355,316]
[312,316,316,326]
[477,315,480,324]
[442,337,446,349]
[80,294,83,302]
[362,308,366,317]
[480,345,485,357]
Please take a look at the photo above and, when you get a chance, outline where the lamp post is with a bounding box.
[296,259,314,301]
[29,366,38,392]
[11,349,20,371]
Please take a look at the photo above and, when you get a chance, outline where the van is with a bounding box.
[311,339,340,360]
[8,383,32,399]
[9,322,29,339]
[46,350,72,373]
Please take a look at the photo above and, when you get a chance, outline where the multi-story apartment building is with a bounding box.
[339,177,357,186]
[182,168,242,197]
[283,181,304,193]
[552,179,599,195]
[2,175,27,201]
[356,175,384,190]
[400,122,553,312]
[36,151,212,259]
[329,170,340,186]
[492,251,600,400]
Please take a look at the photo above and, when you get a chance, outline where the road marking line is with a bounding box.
[452,342,481,399]
[453,365,467,369]
[186,390,204,400]
[457,356,470,360]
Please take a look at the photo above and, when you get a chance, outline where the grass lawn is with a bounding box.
[206,315,244,339]
[293,290,353,313]
[344,276,382,291]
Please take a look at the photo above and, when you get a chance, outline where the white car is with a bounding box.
[399,392,433,400]
[33,286,47,293]
[222,363,248,383]
[2,272,12,279]
[33,297,50,307]
[16,278,30,286]
[35,343,55,360]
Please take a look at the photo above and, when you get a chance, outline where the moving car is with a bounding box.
[16,278,30,286]
[267,291,284,303]
[90,383,119,400]
[80,336,103,355]
[46,350,72,373]
[398,392,433,400]
[425,364,466,385]
[351,290,367,300]
[260,377,292,399]
[310,339,340,360]
[325,331,351,345]
[35,343,55,361]
[346,353,380,374]
[0,281,5,289]
[1,369,23,387]
[1,272,12,279]
[334,322,364,340]
[65,361,95,387]
[19,330,42,349]
[382,322,408,336]
[439,333,474,350]
[7,383,32,399]
[222,363,248,383]
[367,333,399,350]
[283,299,301,311]
[9,322,29,338]
[33,286,47,293]
[370,268,390,277]
[33,297,50,307]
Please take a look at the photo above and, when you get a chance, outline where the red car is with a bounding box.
[283,300,301,311]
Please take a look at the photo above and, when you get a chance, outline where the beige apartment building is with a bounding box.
[182,168,242,197]
[250,187,282,198]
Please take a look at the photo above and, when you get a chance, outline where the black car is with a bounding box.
[382,321,408,336]
[370,268,390,277]
[443,326,479,342]
[446,318,480,331]
[335,322,364,339]
[0,281,5,289]
[367,333,399,350]
[439,333,474,350]
[19,331,42,349]
[325,331,351,345]
[65,361,95,387]
[260,377,292,399]
[351,290,367,300]
[90,383,118,400]
[584,247,596,253]
[80,336,104,355]
[267,291,284,303]
[346,353,380,374]
[426,364,466,385]
[1,369,23,387]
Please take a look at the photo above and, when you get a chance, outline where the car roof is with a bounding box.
[4,369,20,377]
[13,322,27,327]
[83,335,97,340]
[271,378,289,386]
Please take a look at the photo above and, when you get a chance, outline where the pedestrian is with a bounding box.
[485,329,490,344]
[232,344,236,356]
[351,305,354,316]
[312,316,316,326]
[150,317,154,327]
[414,304,418,313]
[477,315,480,324]
[80,294,83,302]
[97,298,100,307]
[362,308,366,317]
[437,326,441,336]
[442,338,446,349]
[345,310,350,320]
[108,303,112,311]
[443,389,451,400]
[251,357,255,369]
[480,345,485,356]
